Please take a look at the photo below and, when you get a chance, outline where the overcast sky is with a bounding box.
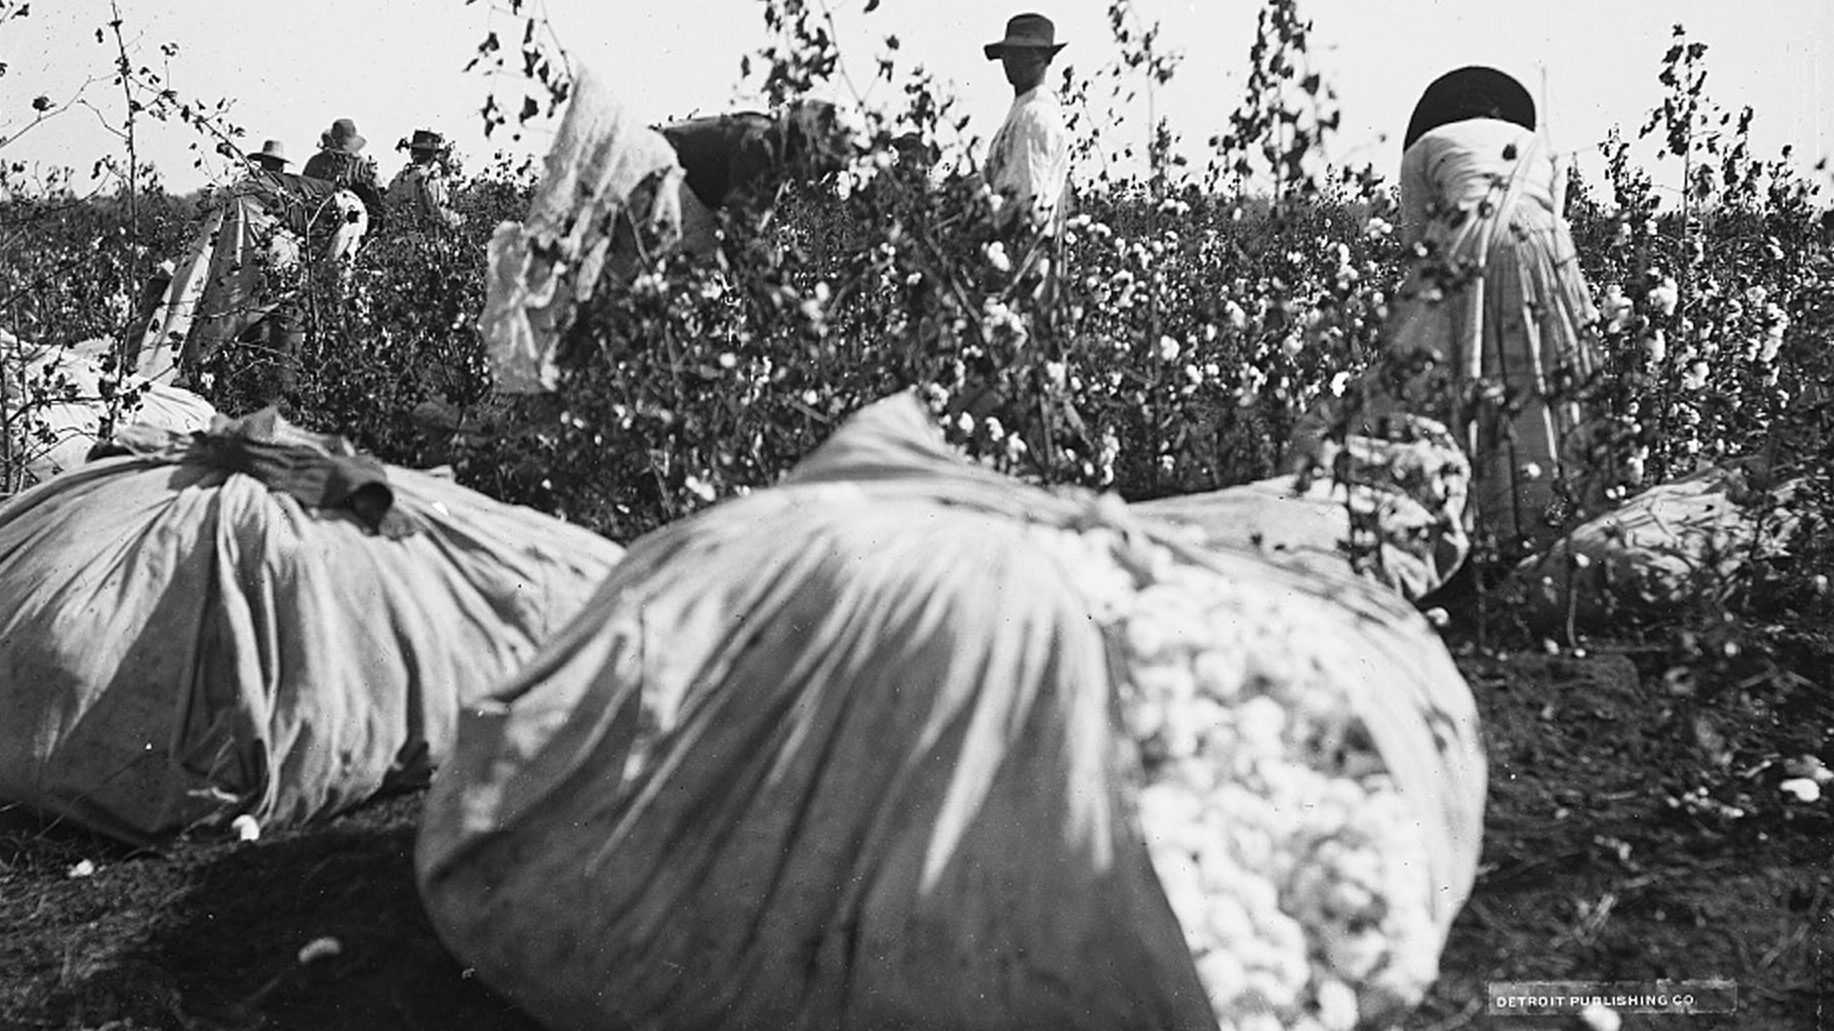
[4,0,1829,200]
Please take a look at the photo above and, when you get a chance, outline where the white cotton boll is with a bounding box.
[1169,750,1222,796]
[1162,716,1202,760]
[1648,276,1679,316]
[1643,329,1667,365]
[1196,836,1245,894]
[1121,693,1170,742]
[1124,614,1175,663]
[1131,660,1199,709]
[1231,825,1276,876]
[1320,775,1368,815]
[1130,584,1214,653]
[1236,696,1288,749]
[1201,892,1254,949]
[1259,906,1309,959]
[1138,780,1204,831]
[1195,949,1248,1005]
[1154,851,1209,927]
[1327,848,1385,900]
[1314,978,1360,1031]
[1324,877,1378,922]
[1323,927,1388,981]
[1599,284,1631,330]
[1242,968,1301,1013]
[1234,870,1283,926]
[1192,647,1248,702]
[1184,696,1231,739]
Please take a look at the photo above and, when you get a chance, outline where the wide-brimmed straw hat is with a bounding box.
[1404,66,1535,150]
[252,139,290,167]
[983,13,1066,60]
[320,118,367,154]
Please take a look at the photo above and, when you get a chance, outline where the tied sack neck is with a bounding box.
[109,407,421,539]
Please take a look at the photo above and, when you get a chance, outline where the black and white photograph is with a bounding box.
[0,1,1829,1028]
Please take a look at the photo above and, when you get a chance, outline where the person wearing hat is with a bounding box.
[248,139,291,174]
[1293,66,1607,553]
[983,13,1070,237]
[385,128,464,231]
[303,117,385,226]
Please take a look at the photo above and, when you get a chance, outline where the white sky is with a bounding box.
[3,0,1830,200]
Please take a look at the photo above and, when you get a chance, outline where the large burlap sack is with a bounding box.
[0,411,622,843]
[1,329,216,485]
[417,392,1484,1031]
[1138,418,1470,601]
[1511,455,1809,629]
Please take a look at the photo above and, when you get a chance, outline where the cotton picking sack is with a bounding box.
[0,411,622,843]
[1511,454,1809,630]
[1,329,215,486]
[417,393,1485,1031]
[1138,417,1471,602]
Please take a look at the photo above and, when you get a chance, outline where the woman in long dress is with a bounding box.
[1304,67,1606,553]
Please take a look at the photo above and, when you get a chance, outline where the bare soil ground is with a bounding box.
[3,638,1830,1031]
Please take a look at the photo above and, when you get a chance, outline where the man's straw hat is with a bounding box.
[983,13,1066,61]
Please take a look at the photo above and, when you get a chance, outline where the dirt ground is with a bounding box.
[3,639,1830,1031]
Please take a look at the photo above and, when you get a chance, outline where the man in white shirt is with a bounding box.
[983,13,1070,236]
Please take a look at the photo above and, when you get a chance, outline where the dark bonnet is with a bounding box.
[1403,66,1535,151]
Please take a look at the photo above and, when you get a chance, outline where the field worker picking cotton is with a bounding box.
[983,12,1071,237]
[1294,66,1610,556]
[303,117,387,227]
[386,128,464,231]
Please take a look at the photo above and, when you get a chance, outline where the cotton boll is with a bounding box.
[1322,927,1387,981]
[1137,780,1204,832]
[1131,660,1199,712]
[1196,949,1249,1008]
[1313,978,1360,1031]
[1648,276,1679,316]
[1192,647,1249,702]
[1236,695,1288,749]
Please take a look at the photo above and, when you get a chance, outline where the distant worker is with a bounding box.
[386,129,464,232]
[303,117,385,226]
[248,139,291,175]
[983,12,1070,237]
[655,99,848,252]
[1291,66,1606,552]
